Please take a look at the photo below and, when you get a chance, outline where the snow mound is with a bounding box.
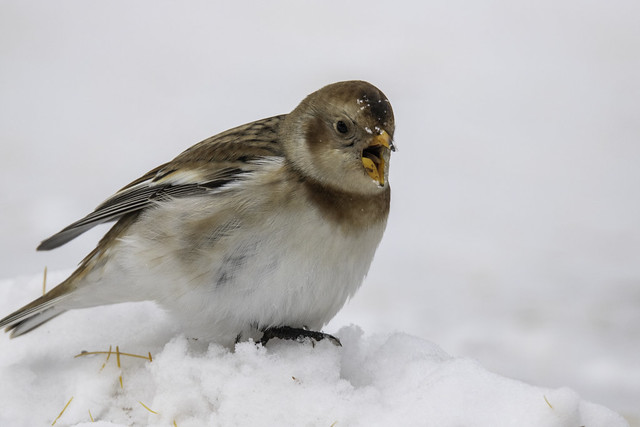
[0,274,628,427]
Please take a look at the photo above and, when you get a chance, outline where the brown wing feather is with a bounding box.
[37,115,286,251]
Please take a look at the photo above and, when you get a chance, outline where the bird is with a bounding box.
[0,80,395,347]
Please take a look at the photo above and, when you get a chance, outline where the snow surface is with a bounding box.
[0,272,628,426]
[1,0,639,425]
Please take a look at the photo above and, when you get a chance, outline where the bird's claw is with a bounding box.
[259,326,342,347]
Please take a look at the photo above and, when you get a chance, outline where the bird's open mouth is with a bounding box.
[362,130,392,186]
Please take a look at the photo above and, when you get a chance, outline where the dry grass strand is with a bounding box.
[51,396,73,426]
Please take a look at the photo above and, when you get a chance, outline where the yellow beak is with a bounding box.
[362,130,391,186]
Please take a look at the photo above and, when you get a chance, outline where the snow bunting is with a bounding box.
[0,80,395,347]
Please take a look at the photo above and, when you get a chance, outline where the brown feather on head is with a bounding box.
[280,80,395,196]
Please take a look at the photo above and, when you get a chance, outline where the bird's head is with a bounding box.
[282,80,395,195]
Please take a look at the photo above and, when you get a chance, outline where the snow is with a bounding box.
[1,0,639,425]
[0,273,627,426]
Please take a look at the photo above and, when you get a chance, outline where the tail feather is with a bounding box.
[0,294,68,338]
[6,307,67,338]
[7,212,139,336]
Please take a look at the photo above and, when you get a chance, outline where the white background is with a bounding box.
[1,1,638,424]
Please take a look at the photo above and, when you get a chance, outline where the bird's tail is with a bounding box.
[0,281,71,338]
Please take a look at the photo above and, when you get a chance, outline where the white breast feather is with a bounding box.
[72,162,387,347]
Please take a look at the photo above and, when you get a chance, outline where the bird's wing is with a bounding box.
[37,115,285,251]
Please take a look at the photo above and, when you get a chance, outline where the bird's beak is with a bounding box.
[362,129,393,186]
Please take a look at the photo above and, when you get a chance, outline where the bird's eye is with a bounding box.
[335,120,349,134]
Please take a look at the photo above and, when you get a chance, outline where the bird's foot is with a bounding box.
[259,326,342,347]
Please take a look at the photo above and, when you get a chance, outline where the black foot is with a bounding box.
[259,326,342,347]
